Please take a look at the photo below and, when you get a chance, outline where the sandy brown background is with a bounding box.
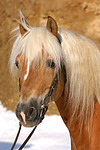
[0,0,100,114]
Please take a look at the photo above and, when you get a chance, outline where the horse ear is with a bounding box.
[19,18,29,36]
[46,16,58,37]
[19,24,27,36]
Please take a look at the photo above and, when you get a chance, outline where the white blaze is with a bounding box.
[20,112,26,124]
[24,61,30,80]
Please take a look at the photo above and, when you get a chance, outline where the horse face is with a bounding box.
[15,54,65,127]
[13,15,65,127]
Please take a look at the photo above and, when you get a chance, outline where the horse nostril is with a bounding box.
[16,100,38,125]
[29,107,36,117]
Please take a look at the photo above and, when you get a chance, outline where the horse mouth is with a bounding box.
[16,110,42,127]
[20,116,41,127]
[15,100,48,127]
[15,101,41,127]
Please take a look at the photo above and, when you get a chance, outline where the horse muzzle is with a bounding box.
[15,98,41,127]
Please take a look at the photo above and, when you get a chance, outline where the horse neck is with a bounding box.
[55,95,100,150]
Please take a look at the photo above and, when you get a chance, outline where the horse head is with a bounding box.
[12,14,65,127]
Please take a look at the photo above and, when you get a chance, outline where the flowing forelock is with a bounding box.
[9,27,62,74]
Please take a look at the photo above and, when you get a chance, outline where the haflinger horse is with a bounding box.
[10,11,100,150]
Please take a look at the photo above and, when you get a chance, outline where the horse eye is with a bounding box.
[47,60,55,68]
[15,60,19,69]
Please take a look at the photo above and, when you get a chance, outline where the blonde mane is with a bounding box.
[10,12,100,124]
[60,29,100,123]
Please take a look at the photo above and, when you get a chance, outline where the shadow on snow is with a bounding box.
[0,141,31,150]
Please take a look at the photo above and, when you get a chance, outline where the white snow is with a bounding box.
[0,101,71,150]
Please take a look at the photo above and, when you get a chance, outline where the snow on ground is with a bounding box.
[0,102,71,150]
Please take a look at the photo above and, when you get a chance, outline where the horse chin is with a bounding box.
[21,119,40,127]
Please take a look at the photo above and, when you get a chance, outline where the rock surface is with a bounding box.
[0,0,100,113]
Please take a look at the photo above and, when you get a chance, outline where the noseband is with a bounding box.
[11,66,66,150]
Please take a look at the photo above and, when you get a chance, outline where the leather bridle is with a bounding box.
[11,69,62,150]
